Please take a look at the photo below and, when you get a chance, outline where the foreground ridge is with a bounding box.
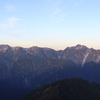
[20,78,100,100]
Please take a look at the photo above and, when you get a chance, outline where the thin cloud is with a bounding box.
[58,32,68,35]
[57,13,67,22]
[5,4,15,11]
[9,32,19,36]
[47,0,68,22]
[95,30,100,32]
[90,20,100,22]
[34,32,68,42]
[57,19,65,22]
[0,28,4,34]
[54,8,60,14]
[50,0,61,7]
[1,24,8,27]
[23,30,29,33]
[75,3,79,6]
[9,18,20,27]
[75,0,84,6]
[60,13,67,18]
[1,17,20,28]
[8,30,29,36]
[49,0,62,15]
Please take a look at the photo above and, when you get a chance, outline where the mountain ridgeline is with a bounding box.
[0,44,100,89]
[0,44,100,67]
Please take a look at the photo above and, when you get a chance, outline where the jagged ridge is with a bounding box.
[0,44,100,67]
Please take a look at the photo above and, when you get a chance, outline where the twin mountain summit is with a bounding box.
[0,44,100,100]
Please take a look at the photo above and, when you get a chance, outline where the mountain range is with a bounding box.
[0,44,100,99]
[0,44,100,88]
[0,44,100,67]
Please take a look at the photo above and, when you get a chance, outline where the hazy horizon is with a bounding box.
[0,43,100,51]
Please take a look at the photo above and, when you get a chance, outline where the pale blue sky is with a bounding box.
[0,0,100,50]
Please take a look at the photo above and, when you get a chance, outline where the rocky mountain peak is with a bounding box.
[75,44,87,50]
[43,47,52,51]
[12,47,22,50]
[0,45,11,53]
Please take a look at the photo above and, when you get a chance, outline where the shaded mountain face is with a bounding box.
[0,59,85,89]
[0,58,100,89]
[0,79,29,100]
[0,44,100,67]
[20,78,100,100]
[82,61,100,84]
